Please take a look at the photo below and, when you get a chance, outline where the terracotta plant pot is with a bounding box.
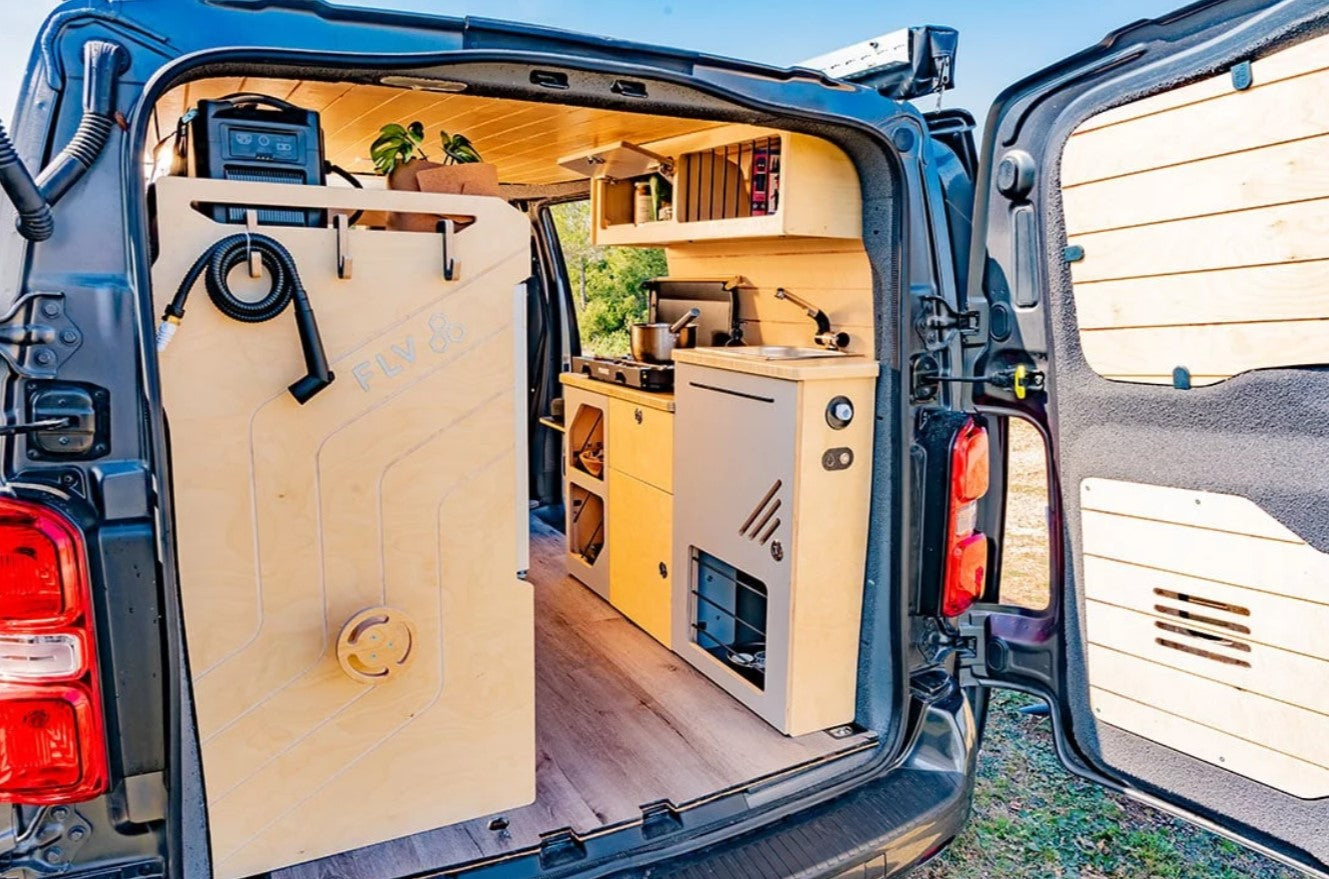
[385,159,500,232]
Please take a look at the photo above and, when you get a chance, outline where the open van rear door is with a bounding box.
[964,1,1329,875]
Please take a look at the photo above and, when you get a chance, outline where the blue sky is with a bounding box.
[4,0,1180,123]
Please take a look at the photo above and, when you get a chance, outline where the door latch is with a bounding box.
[23,382,107,459]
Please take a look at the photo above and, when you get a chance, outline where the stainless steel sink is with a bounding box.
[709,345,848,361]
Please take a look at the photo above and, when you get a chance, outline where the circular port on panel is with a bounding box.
[826,395,854,430]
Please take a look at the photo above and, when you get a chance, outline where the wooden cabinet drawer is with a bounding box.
[608,398,673,492]
[608,470,673,647]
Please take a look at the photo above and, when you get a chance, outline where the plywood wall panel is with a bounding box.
[151,177,534,877]
[1081,478,1329,799]
[665,238,874,353]
[1061,32,1329,385]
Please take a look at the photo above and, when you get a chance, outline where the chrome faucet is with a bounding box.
[774,288,850,351]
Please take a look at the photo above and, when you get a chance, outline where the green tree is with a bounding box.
[551,201,668,358]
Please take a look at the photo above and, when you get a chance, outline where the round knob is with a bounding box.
[995,150,1036,201]
[336,607,418,685]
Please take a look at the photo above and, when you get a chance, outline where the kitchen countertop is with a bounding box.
[672,348,880,381]
[560,372,676,412]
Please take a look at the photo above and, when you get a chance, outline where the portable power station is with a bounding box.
[191,94,326,227]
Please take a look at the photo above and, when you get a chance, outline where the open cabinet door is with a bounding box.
[965,1,1329,874]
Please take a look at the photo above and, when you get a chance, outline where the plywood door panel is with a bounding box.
[1089,646,1329,793]
[1063,134,1329,235]
[1079,321,1329,384]
[1074,260,1329,330]
[151,177,534,877]
[1088,688,1329,800]
[1075,33,1329,134]
[1081,478,1329,798]
[608,471,674,647]
[1061,31,1329,385]
[1088,601,1329,718]
[1063,54,1329,186]
[1083,556,1329,662]
[784,376,875,736]
[673,365,798,731]
[1069,197,1329,283]
[607,398,673,493]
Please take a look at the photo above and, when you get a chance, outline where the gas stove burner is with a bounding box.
[571,355,674,391]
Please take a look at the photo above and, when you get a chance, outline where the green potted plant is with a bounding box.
[370,122,500,230]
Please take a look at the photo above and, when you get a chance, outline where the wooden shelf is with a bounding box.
[589,127,861,247]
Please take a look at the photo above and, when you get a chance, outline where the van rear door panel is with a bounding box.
[969,1,1329,874]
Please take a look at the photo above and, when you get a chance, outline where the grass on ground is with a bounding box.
[917,421,1299,879]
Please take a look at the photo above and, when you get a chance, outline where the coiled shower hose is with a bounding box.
[158,233,334,404]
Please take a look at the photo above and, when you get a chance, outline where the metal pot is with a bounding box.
[631,308,700,364]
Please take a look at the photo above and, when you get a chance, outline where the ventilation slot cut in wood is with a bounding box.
[1152,587,1252,636]
[740,480,782,545]
[1153,588,1250,617]
[1154,620,1252,668]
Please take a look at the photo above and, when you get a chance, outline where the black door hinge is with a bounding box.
[0,291,83,379]
[915,295,985,351]
[911,353,1044,403]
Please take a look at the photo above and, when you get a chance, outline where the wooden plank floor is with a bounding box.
[274,517,874,878]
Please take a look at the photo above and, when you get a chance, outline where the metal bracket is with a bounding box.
[245,210,261,278]
[638,800,684,839]
[0,805,92,873]
[1231,60,1253,91]
[334,213,353,280]
[915,294,985,351]
[438,218,458,281]
[0,291,83,379]
[955,616,988,689]
[538,827,587,869]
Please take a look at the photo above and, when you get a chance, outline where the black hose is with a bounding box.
[0,120,53,241]
[324,161,363,226]
[160,233,334,404]
[36,40,124,206]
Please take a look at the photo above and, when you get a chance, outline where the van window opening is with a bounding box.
[549,200,666,358]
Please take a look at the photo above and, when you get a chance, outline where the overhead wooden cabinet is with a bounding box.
[151,178,534,878]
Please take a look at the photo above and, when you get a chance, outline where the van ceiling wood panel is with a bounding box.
[1081,478,1329,799]
[1060,32,1329,385]
[151,177,535,878]
[153,78,723,184]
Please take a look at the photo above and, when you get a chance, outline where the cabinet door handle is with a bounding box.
[658,561,668,578]
[634,407,643,424]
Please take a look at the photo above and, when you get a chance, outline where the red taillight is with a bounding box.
[942,420,990,618]
[0,499,107,804]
